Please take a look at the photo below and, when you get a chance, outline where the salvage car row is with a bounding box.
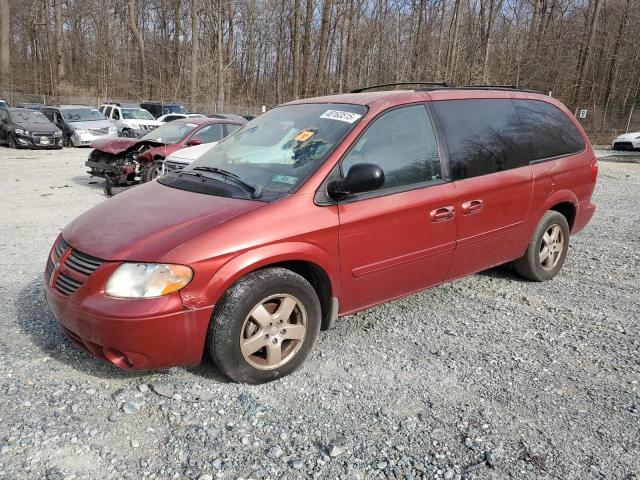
[0,98,255,149]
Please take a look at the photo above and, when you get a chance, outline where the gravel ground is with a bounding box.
[0,146,639,480]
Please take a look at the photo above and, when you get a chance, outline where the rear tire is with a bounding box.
[514,211,570,281]
[207,268,321,384]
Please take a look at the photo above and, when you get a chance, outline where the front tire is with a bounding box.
[514,211,570,281]
[142,160,164,182]
[8,134,16,149]
[207,268,321,384]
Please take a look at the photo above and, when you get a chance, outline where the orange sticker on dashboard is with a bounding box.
[295,130,316,142]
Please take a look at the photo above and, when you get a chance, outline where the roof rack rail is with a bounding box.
[350,82,453,93]
[419,84,544,94]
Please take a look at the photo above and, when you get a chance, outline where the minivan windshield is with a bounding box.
[122,108,155,120]
[61,108,105,122]
[141,120,198,144]
[166,103,367,199]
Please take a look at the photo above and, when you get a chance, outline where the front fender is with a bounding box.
[180,242,341,310]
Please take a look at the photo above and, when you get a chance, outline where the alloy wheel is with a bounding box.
[239,294,307,370]
[539,224,564,271]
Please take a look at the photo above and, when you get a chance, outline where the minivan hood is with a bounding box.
[62,181,264,261]
[69,120,114,130]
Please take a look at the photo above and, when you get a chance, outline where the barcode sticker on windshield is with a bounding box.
[320,110,362,123]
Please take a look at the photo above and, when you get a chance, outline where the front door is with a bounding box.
[336,104,458,314]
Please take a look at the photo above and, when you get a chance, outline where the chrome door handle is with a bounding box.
[461,199,484,215]
[430,206,455,222]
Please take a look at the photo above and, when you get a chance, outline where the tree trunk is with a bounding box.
[127,0,148,98]
[301,0,313,96]
[601,0,630,109]
[292,0,301,98]
[54,0,65,83]
[217,0,224,112]
[190,0,198,110]
[0,0,9,90]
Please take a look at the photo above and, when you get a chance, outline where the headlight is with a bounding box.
[74,128,88,135]
[105,263,193,298]
[15,128,30,135]
[53,130,62,137]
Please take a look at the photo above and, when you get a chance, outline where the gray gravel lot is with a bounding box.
[0,147,639,480]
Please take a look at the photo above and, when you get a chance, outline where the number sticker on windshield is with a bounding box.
[319,110,362,123]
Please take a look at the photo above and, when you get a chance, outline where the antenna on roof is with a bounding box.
[350,82,453,93]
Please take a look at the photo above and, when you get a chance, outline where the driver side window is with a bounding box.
[112,108,120,120]
[191,124,224,144]
[341,104,442,191]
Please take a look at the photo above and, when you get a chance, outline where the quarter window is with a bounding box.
[432,99,529,180]
[512,100,585,160]
[341,105,442,190]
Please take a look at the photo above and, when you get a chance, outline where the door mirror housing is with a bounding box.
[327,163,385,200]
[186,139,202,146]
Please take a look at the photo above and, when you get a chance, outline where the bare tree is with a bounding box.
[127,0,148,98]
[54,0,65,83]
[0,0,9,89]
[190,0,197,110]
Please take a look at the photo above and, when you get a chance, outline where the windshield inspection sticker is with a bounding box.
[272,175,297,185]
[295,129,316,142]
[320,110,362,123]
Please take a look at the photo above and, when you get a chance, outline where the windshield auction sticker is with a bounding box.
[295,129,316,142]
[320,110,362,123]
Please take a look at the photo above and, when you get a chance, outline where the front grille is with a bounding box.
[55,272,83,295]
[613,141,634,149]
[47,237,104,296]
[89,127,110,135]
[66,250,103,275]
[164,160,189,173]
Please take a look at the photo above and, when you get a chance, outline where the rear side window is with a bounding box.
[341,104,442,190]
[432,99,529,180]
[513,100,585,160]
[112,108,120,120]
[104,106,112,118]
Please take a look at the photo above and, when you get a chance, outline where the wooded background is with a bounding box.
[0,0,639,138]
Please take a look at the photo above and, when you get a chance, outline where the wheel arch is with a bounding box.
[192,243,340,330]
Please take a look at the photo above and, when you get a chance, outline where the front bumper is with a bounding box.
[612,140,640,150]
[44,241,213,370]
[15,134,63,149]
[72,131,118,147]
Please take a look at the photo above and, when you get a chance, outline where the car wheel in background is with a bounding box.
[8,134,16,148]
[63,136,72,147]
[207,268,321,384]
[122,129,135,138]
[142,160,164,183]
[514,210,570,281]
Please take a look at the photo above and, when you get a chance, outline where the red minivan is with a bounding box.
[44,85,597,383]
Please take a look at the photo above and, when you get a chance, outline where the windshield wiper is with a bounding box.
[192,166,263,199]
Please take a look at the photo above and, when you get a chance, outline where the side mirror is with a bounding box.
[186,139,202,146]
[327,163,384,200]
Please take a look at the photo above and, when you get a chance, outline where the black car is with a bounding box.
[0,108,63,149]
[139,101,187,119]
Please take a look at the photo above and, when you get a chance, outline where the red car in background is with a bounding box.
[85,117,243,191]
